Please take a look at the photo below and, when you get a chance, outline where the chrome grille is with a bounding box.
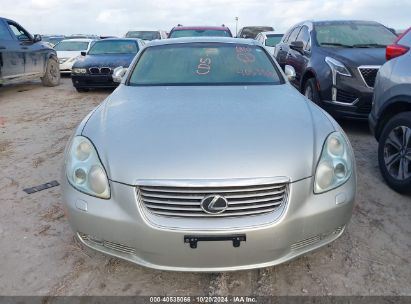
[78,233,136,255]
[358,66,379,88]
[137,182,288,218]
[291,226,345,251]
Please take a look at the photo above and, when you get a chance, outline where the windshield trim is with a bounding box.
[128,82,283,87]
[169,30,231,38]
[125,42,285,87]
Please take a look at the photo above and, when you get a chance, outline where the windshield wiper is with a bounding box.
[320,42,353,48]
[352,43,387,48]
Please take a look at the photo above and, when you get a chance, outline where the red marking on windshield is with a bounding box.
[236,46,255,64]
[196,51,212,75]
[237,69,275,79]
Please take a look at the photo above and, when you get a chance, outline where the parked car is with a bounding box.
[62,37,356,271]
[0,17,60,87]
[54,39,94,74]
[255,31,283,54]
[369,27,411,193]
[41,35,65,47]
[67,34,99,40]
[125,30,167,41]
[71,38,143,92]
[237,26,274,39]
[274,20,397,119]
[168,25,232,38]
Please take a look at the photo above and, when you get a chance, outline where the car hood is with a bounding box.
[82,85,334,185]
[57,51,82,59]
[73,53,136,68]
[320,47,386,67]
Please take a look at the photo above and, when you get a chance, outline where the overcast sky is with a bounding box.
[0,0,409,36]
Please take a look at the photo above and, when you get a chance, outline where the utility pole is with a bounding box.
[235,17,239,36]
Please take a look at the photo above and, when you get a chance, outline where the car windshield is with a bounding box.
[88,40,138,55]
[169,30,231,38]
[125,31,160,40]
[315,23,397,48]
[265,35,283,47]
[45,37,65,45]
[129,43,282,86]
[240,27,274,39]
[54,41,89,51]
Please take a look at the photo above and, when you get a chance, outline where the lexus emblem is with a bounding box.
[201,195,228,214]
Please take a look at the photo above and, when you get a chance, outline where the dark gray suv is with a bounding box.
[274,20,397,119]
[0,17,60,86]
[369,28,411,193]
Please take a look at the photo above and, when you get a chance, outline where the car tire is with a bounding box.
[41,57,60,87]
[378,111,411,193]
[76,88,89,93]
[304,78,321,104]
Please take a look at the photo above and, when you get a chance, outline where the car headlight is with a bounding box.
[65,136,110,199]
[314,132,353,194]
[59,58,68,64]
[72,68,87,74]
[325,57,351,77]
[68,56,81,63]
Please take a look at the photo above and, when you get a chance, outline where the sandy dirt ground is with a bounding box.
[0,78,410,296]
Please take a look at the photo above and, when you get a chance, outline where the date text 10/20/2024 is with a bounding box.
[149,296,258,303]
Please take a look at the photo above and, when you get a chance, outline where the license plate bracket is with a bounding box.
[184,235,246,249]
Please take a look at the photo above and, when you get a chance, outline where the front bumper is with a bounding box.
[59,61,75,74]
[71,74,118,89]
[368,111,379,139]
[62,176,355,272]
[319,73,375,120]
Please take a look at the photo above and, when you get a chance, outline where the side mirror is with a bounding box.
[80,51,87,56]
[284,65,296,81]
[290,41,304,53]
[33,34,42,43]
[113,66,127,83]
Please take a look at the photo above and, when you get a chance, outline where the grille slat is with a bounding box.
[145,204,203,211]
[359,67,379,88]
[225,201,282,210]
[140,184,285,194]
[140,188,286,200]
[146,206,281,217]
[138,182,288,218]
[142,197,199,205]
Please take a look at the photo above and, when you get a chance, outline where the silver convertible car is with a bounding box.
[62,37,356,271]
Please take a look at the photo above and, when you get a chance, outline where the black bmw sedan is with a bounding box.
[71,38,143,92]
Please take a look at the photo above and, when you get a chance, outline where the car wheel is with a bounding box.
[304,78,320,104]
[378,111,411,193]
[41,57,60,87]
[76,88,89,93]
